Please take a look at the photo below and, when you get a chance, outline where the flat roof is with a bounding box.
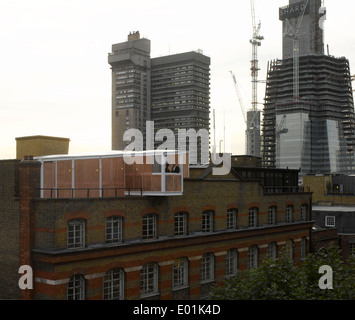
[34,150,185,161]
[16,135,70,141]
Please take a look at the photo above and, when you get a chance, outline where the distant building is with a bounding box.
[15,135,70,160]
[262,0,355,175]
[108,32,210,164]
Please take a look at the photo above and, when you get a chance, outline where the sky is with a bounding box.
[0,0,354,159]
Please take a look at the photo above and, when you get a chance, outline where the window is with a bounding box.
[286,206,293,223]
[67,219,85,249]
[201,253,214,282]
[142,214,157,239]
[225,249,238,277]
[227,208,238,230]
[350,243,355,257]
[286,239,294,261]
[325,216,336,227]
[249,207,258,227]
[301,237,307,260]
[106,216,123,244]
[247,246,258,269]
[267,242,277,260]
[268,206,276,225]
[140,263,158,297]
[173,257,188,289]
[174,212,188,236]
[202,210,214,233]
[67,274,85,300]
[301,205,308,221]
[103,268,124,300]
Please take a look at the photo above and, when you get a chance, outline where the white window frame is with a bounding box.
[301,237,307,260]
[268,206,276,225]
[286,239,294,261]
[248,207,258,227]
[227,209,238,230]
[174,212,188,236]
[202,210,214,233]
[247,246,258,269]
[286,205,293,223]
[103,268,124,300]
[225,249,238,277]
[142,214,157,240]
[201,253,215,283]
[301,205,308,221]
[67,219,85,249]
[140,263,159,297]
[267,242,277,260]
[173,257,188,289]
[105,216,123,244]
[67,274,85,300]
[325,216,336,227]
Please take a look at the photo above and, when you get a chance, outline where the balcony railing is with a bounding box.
[40,187,143,199]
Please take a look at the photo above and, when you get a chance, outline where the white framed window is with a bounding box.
[286,205,293,223]
[67,219,85,249]
[140,263,158,297]
[174,212,188,236]
[227,208,238,230]
[249,207,258,227]
[202,210,214,233]
[350,243,355,257]
[325,216,336,227]
[267,242,277,260]
[103,268,124,300]
[106,216,123,244]
[225,249,238,277]
[173,257,188,289]
[201,253,214,282]
[247,245,258,269]
[268,206,276,225]
[142,214,157,239]
[286,239,294,261]
[301,205,308,221]
[301,237,307,260]
[67,274,85,300]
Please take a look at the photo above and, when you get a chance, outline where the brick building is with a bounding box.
[0,151,312,300]
[303,174,355,258]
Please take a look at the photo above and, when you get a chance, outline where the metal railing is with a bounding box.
[264,186,310,194]
[40,187,143,199]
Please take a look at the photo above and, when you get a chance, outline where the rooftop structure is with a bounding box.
[35,150,188,198]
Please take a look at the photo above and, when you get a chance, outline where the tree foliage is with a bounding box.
[211,245,355,300]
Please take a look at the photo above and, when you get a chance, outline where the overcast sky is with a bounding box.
[0,0,354,159]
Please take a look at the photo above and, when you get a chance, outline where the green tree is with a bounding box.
[211,245,355,300]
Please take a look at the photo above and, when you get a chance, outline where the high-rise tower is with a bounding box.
[108,32,151,151]
[262,0,355,175]
[109,32,211,164]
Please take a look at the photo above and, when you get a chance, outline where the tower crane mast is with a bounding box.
[250,0,264,112]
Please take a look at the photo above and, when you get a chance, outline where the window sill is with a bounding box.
[172,285,189,292]
[140,292,160,300]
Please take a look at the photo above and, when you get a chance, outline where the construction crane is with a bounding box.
[230,71,247,124]
[284,0,309,100]
[250,0,264,112]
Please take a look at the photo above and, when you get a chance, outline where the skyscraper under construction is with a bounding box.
[262,0,355,176]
